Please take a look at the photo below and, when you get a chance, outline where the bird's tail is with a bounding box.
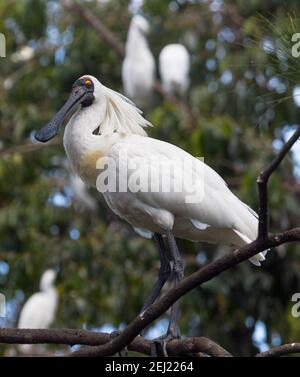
[233,229,268,266]
[249,249,268,266]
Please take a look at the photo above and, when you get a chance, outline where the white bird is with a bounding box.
[35,75,267,349]
[18,269,58,354]
[159,43,190,97]
[11,46,34,63]
[122,15,155,105]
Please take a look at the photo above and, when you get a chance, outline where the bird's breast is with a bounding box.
[74,150,106,186]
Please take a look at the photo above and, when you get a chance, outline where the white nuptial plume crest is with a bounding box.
[96,85,152,136]
[122,14,155,105]
[159,43,190,96]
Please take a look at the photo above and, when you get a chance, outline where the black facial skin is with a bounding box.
[35,78,95,143]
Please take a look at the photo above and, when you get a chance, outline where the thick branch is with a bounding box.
[256,343,300,357]
[0,328,230,357]
[71,228,300,356]
[257,125,300,239]
[0,328,108,347]
[2,328,300,357]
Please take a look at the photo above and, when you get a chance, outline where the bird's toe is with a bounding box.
[150,332,180,357]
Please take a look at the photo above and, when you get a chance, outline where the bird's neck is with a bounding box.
[63,93,150,186]
[63,104,123,186]
[41,285,56,294]
[126,28,148,55]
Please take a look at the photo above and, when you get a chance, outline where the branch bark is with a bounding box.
[2,328,300,357]
[0,328,231,357]
[256,343,300,357]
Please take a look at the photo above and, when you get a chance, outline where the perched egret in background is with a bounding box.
[159,44,190,97]
[35,75,267,351]
[18,269,58,354]
[122,15,155,105]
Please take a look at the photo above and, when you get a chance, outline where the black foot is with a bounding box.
[150,331,180,357]
[110,330,128,357]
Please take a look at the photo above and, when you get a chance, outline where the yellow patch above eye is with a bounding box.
[85,79,92,87]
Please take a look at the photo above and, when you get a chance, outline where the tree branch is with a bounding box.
[256,343,300,357]
[0,328,231,357]
[257,125,300,239]
[62,0,124,58]
[2,327,300,357]
[0,138,58,157]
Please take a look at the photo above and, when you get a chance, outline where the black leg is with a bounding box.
[165,230,184,338]
[150,230,185,356]
[140,233,171,314]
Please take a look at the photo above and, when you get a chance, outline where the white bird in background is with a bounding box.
[159,43,190,97]
[35,75,267,351]
[11,46,35,63]
[122,15,155,105]
[18,269,58,354]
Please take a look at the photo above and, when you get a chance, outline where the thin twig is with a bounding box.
[257,125,300,239]
[0,139,59,157]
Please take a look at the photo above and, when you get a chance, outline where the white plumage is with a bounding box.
[18,269,58,353]
[58,75,267,266]
[122,15,155,105]
[159,43,190,96]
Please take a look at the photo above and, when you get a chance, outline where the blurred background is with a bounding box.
[0,0,300,356]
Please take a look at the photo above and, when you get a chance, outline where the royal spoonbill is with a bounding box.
[35,75,267,352]
[17,269,58,354]
[122,15,155,105]
[159,43,190,97]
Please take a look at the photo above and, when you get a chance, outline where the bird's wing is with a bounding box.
[107,135,258,242]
